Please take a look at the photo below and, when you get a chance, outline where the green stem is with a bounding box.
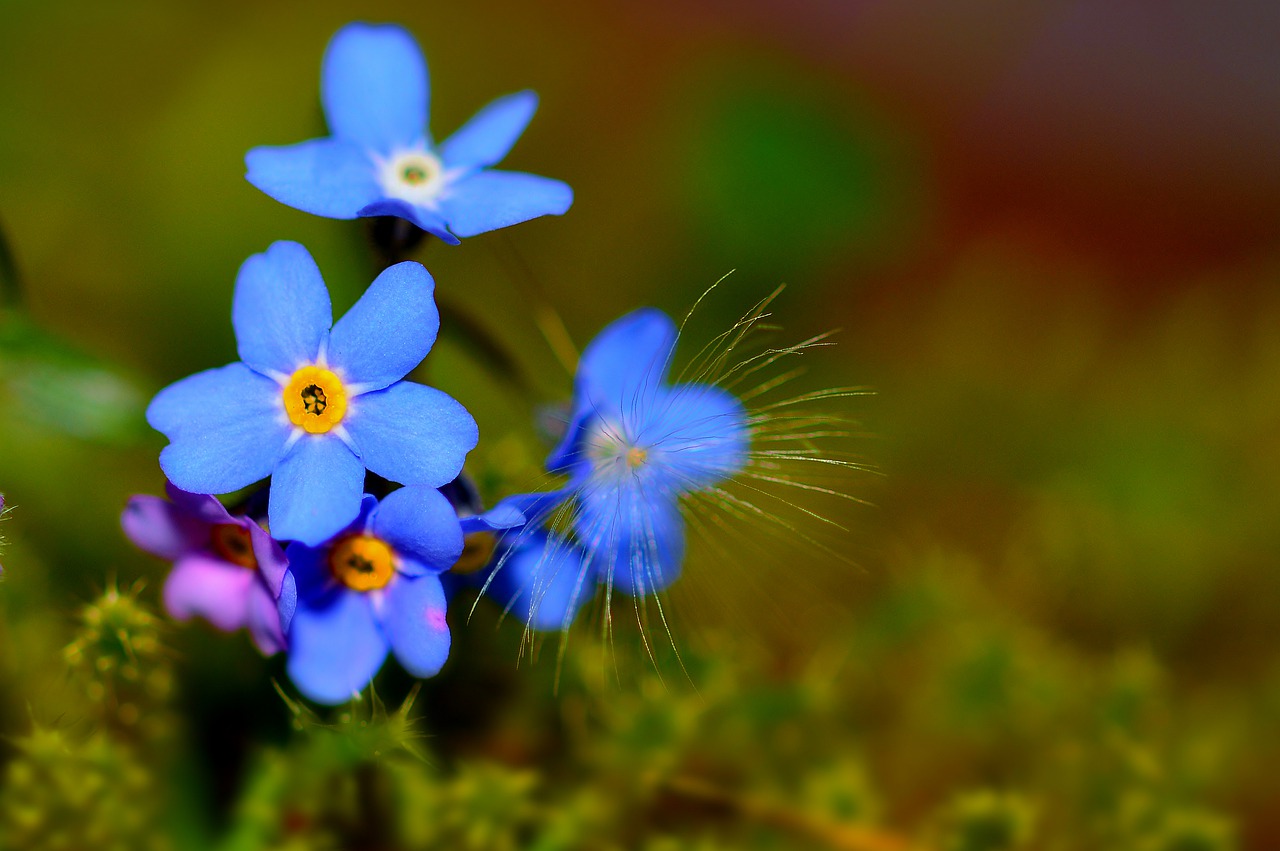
[361,218,539,401]
[488,232,579,377]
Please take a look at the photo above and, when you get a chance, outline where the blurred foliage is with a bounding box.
[0,554,1262,849]
[2,586,174,851]
[0,313,150,446]
[0,222,149,447]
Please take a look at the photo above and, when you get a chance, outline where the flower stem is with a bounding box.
[366,216,428,267]
[488,232,579,376]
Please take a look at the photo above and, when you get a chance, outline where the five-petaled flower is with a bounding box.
[122,484,289,654]
[277,487,460,705]
[511,309,749,602]
[147,240,478,546]
[246,22,573,243]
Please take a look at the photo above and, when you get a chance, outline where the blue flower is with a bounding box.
[147,241,477,547]
[442,483,595,632]
[246,22,573,243]
[516,309,749,599]
[278,487,460,705]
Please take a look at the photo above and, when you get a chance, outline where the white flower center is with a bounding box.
[586,419,650,481]
[377,149,446,206]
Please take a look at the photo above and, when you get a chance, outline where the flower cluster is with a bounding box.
[125,22,813,706]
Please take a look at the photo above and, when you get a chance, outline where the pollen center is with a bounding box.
[283,366,347,434]
[586,419,652,480]
[329,534,396,592]
[211,523,257,570]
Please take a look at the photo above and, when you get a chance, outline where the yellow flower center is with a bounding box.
[450,531,497,575]
[283,365,347,434]
[329,534,396,592]
[211,523,257,570]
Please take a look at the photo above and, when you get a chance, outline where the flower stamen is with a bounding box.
[329,534,396,592]
[211,523,257,570]
[379,150,445,205]
[283,366,347,434]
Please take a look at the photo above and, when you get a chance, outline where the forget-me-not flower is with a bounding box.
[517,309,749,599]
[246,22,573,244]
[278,487,460,705]
[122,484,289,654]
[440,479,594,631]
[147,241,477,547]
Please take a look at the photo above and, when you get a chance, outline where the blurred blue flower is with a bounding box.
[147,241,477,546]
[278,488,460,705]
[246,22,573,243]
[516,309,749,599]
[442,480,594,632]
[481,531,595,632]
[122,484,289,654]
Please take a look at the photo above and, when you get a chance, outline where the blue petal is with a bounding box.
[489,532,595,631]
[576,487,685,597]
[439,91,537,170]
[579,308,678,407]
[277,569,298,637]
[150,363,290,495]
[371,485,463,572]
[245,140,381,220]
[327,261,439,392]
[438,170,573,238]
[233,241,333,376]
[345,382,477,487]
[380,573,451,678]
[641,384,748,491]
[469,489,573,535]
[356,198,460,245]
[281,529,360,619]
[322,23,427,151]
[268,434,364,545]
[547,309,677,471]
[286,588,388,705]
[458,501,528,536]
